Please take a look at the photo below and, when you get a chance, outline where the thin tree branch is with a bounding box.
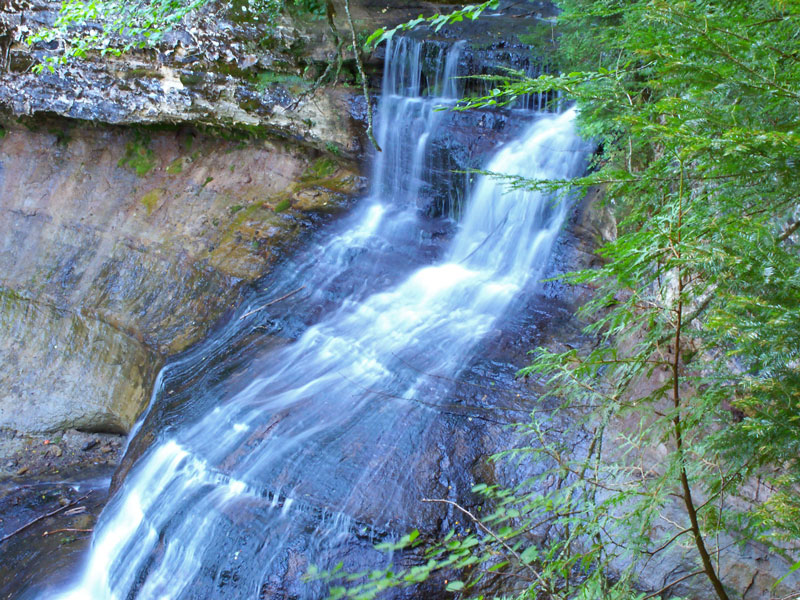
[644,527,693,557]
[777,220,800,242]
[643,570,706,600]
[42,528,93,536]
[670,164,729,600]
[343,0,381,152]
[239,286,305,320]
[420,497,562,599]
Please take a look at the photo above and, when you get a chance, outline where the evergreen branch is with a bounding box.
[643,527,693,557]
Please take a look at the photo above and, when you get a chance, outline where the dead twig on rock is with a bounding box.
[0,492,91,545]
[42,527,93,536]
[239,286,305,320]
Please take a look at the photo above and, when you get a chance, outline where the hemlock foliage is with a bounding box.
[317,1,800,599]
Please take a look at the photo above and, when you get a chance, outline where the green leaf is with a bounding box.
[520,545,539,564]
[774,559,800,588]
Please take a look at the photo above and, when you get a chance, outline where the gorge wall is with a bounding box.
[0,0,372,445]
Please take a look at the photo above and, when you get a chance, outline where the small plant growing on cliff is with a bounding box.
[140,189,162,214]
[118,132,157,176]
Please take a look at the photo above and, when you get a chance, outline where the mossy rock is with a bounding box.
[119,135,158,176]
[140,189,163,215]
[273,198,292,213]
[254,70,309,95]
[301,156,336,181]
[166,158,185,175]
[179,71,205,87]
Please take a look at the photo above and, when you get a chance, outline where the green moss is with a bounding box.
[49,128,72,146]
[274,198,291,213]
[166,158,184,175]
[0,127,6,139]
[259,34,278,50]
[179,72,205,86]
[230,202,263,227]
[302,156,337,181]
[0,285,26,303]
[202,176,214,188]
[229,204,245,214]
[140,189,163,215]
[119,133,157,176]
[287,38,307,58]
[325,141,341,156]
[255,71,307,93]
[124,67,163,80]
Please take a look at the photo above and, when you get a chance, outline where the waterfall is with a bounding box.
[53,38,588,600]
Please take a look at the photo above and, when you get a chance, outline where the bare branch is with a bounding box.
[643,570,705,600]
[420,497,562,599]
[0,493,92,545]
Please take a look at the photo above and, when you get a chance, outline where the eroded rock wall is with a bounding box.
[0,0,385,437]
[0,120,363,435]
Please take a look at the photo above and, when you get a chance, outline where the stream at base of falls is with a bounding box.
[29,37,590,600]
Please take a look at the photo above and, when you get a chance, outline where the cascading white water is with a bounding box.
[54,38,588,600]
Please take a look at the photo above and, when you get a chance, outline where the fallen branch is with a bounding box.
[239,286,305,320]
[42,528,93,536]
[0,492,91,545]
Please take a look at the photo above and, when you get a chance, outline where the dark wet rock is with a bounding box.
[80,440,99,452]
[0,427,124,480]
[0,465,115,599]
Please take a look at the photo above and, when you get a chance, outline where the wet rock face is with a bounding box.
[0,121,364,434]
